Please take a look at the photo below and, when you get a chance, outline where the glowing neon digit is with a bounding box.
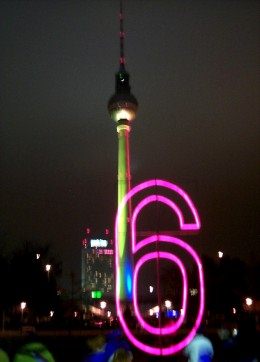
[133,251,188,335]
[115,179,205,356]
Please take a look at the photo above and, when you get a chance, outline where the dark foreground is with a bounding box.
[0,329,259,361]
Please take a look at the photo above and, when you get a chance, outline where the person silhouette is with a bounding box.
[184,326,214,362]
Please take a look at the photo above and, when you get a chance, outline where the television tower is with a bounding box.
[108,0,138,301]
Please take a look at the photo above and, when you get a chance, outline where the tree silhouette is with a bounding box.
[0,240,62,324]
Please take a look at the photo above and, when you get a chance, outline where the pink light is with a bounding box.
[98,249,114,255]
[115,179,204,356]
[133,251,187,335]
[132,194,198,253]
[116,180,200,246]
[116,235,204,355]
[116,235,205,355]
[82,238,87,247]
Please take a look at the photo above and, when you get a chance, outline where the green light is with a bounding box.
[91,291,102,299]
[117,126,132,300]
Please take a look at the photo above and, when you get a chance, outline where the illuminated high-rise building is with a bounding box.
[107,1,138,302]
[81,229,114,307]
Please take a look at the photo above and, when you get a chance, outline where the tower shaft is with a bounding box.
[118,125,131,207]
[117,124,133,301]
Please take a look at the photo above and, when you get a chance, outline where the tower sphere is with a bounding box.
[108,92,138,123]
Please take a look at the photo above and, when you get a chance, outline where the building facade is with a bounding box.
[81,230,114,307]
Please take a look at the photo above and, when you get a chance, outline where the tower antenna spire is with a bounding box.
[119,0,125,69]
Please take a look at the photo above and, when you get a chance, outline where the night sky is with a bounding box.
[0,0,259,288]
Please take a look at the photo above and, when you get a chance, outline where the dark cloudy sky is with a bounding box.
[0,0,259,287]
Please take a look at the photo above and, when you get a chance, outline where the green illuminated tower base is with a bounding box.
[117,121,132,301]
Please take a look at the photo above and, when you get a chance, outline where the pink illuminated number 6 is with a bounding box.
[115,179,205,356]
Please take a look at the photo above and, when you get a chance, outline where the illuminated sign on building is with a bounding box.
[82,238,87,248]
[91,290,103,299]
[90,239,108,248]
[98,249,114,255]
[105,249,113,254]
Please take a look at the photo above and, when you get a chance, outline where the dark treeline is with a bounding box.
[0,239,63,327]
[0,235,259,330]
[202,254,260,316]
[160,253,259,321]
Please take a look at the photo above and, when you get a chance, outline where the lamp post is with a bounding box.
[21,302,26,322]
[165,300,172,309]
[245,297,253,307]
[218,251,224,259]
[100,301,107,310]
[45,264,51,280]
[244,297,254,313]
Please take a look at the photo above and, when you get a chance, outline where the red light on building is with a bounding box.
[82,238,87,247]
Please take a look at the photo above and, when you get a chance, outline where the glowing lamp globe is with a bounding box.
[245,297,253,306]
[165,300,172,309]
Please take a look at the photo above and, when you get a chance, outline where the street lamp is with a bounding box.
[100,301,107,310]
[45,264,51,280]
[165,300,172,309]
[154,306,159,313]
[21,302,26,321]
[245,297,253,306]
[218,251,224,259]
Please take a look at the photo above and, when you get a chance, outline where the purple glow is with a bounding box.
[116,235,205,355]
[117,180,200,242]
[133,251,187,335]
[132,194,199,253]
[115,179,204,356]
